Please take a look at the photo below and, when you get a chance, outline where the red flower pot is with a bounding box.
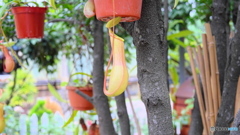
[66,86,94,111]
[11,7,47,39]
[93,0,142,22]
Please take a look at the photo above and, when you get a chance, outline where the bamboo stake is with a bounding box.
[213,36,221,108]
[205,23,219,121]
[193,48,207,112]
[187,47,208,134]
[202,34,215,126]
[208,44,218,121]
[195,46,210,129]
[234,77,240,117]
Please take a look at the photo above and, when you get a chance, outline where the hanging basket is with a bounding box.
[66,86,94,111]
[94,0,142,22]
[11,7,47,39]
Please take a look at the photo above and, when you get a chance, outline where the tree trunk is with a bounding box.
[211,0,228,92]
[92,19,117,135]
[188,94,203,135]
[122,0,174,134]
[230,109,240,135]
[115,93,131,135]
[215,6,240,135]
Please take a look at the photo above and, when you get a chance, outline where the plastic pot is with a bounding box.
[94,0,142,22]
[66,86,94,111]
[11,7,47,39]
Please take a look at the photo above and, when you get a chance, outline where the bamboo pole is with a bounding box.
[195,46,210,129]
[187,47,209,134]
[213,36,221,108]
[234,77,240,117]
[205,23,219,121]
[202,34,215,126]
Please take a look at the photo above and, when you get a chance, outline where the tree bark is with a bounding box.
[121,0,174,134]
[215,6,240,135]
[115,93,131,135]
[230,109,240,135]
[92,18,117,135]
[211,0,228,92]
[188,94,203,135]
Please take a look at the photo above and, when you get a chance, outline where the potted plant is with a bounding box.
[0,0,56,39]
[66,73,94,111]
[84,0,143,22]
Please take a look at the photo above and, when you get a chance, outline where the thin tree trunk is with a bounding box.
[92,18,117,135]
[215,6,240,135]
[115,92,131,135]
[211,0,228,93]
[121,0,174,134]
[188,94,203,135]
[6,69,17,105]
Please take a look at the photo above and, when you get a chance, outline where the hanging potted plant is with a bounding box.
[0,0,56,39]
[84,0,143,22]
[66,73,94,111]
[83,0,143,97]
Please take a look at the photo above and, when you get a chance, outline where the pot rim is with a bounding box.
[66,85,93,91]
[11,6,48,14]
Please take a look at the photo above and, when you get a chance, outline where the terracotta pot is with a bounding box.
[181,125,190,135]
[66,86,94,111]
[94,0,142,22]
[11,7,47,39]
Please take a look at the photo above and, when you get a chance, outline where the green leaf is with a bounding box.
[2,41,16,47]
[167,30,193,40]
[173,0,179,9]
[106,17,122,28]
[48,0,57,9]
[60,82,68,87]
[83,110,97,115]
[28,1,39,7]
[168,20,183,30]
[130,65,137,73]
[169,67,179,86]
[74,125,79,135]
[62,110,78,128]
[70,72,92,79]
[171,38,187,48]
[10,47,27,69]
[0,3,10,19]
[48,83,68,103]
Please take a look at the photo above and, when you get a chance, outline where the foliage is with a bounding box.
[28,100,52,118]
[193,0,212,22]
[172,98,194,129]
[62,110,78,128]
[0,69,37,106]
[3,106,21,134]
[3,105,67,135]
[48,83,68,103]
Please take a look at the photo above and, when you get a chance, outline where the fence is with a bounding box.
[0,97,149,135]
[3,111,84,135]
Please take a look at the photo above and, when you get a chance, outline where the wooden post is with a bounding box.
[205,23,219,121]
[235,77,240,116]
[187,47,209,134]
[195,46,210,129]
[202,34,215,126]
